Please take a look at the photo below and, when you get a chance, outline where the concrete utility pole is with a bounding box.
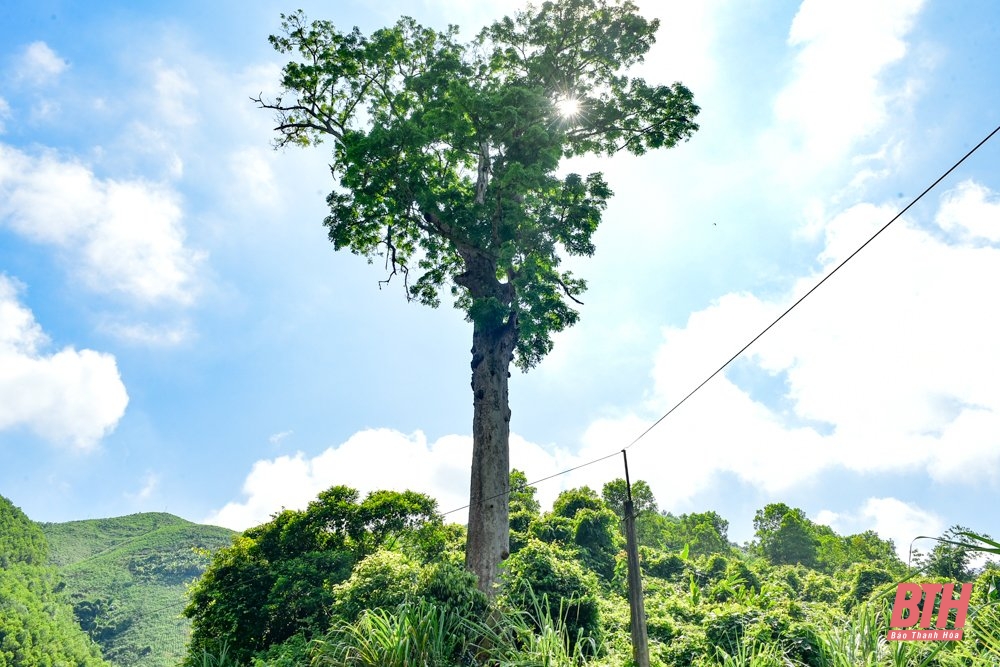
[622,450,650,667]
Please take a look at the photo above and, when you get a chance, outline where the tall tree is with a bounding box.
[256,0,699,593]
[753,503,819,567]
[602,478,658,521]
[920,525,978,581]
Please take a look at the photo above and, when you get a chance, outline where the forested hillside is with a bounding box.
[0,495,108,666]
[184,475,1000,666]
[40,513,234,667]
[3,484,996,666]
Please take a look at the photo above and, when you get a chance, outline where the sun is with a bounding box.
[556,96,581,118]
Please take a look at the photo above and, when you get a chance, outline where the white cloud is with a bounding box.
[0,276,128,450]
[228,147,278,207]
[553,179,1000,509]
[208,181,1000,529]
[204,428,573,531]
[15,42,68,85]
[765,0,924,177]
[100,320,193,346]
[818,497,944,560]
[0,97,10,133]
[151,60,198,127]
[116,122,185,180]
[936,179,1000,243]
[0,144,203,305]
[634,0,719,93]
[127,472,160,502]
[268,430,293,445]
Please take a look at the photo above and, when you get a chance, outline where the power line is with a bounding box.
[623,125,1000,450]
[441,123,1000,519]
[442,450,620,517]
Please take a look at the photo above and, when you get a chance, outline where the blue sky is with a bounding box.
[1,0,999,556]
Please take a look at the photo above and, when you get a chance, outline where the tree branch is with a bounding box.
[251,94,346,144]
[556,275,584,305]
[378,224,412,299]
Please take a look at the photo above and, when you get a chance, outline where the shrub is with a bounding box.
[842,563,894,609]
[500,539,602,644]
[330,551,419,622]
[642,547,686,582]
[573,507,621,580]
[529,515,576,545]
[699,553,730,583]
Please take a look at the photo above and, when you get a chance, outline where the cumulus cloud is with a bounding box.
[228,147,278,207]
[204,428,573,531]
[765,0,924,176]
[591,179,1000,507]
[936,179,1000,243]
[207,181,1000,529]
[634,0,719,93]
[0,144,203,305]
[14,42,68,85]
[818,497,944,559]
[0,276,129,449]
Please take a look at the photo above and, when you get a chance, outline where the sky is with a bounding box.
[1,0,999,559]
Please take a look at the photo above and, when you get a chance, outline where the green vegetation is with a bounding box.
[40,512,234,667]
[255,0,700,593]
[184,476,1000,666]
[0,494,108,666]
[3,482,997,666]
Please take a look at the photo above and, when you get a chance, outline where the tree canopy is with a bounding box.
[602,478,658,520]
[0,496,109,667]
[257,0,699,593]
[183,487,443,664]
[259,2,698,362]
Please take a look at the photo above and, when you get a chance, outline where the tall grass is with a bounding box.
[307,590,605,667]
[198,640,239,667]
[804,600,1000,667]
[198,591,1000,667]
[712,639,792,667]
[310,599,462,667]
[472,600,601,666]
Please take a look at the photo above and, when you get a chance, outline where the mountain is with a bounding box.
[40,512,235,667]
[0,494,108,666]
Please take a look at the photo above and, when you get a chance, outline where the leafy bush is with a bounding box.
[573,507,621,580]
[331,550,421,622]
[0,495,109,667]
[642,547,687,582]
[500,539,601,644]
[551,487,604,520]
[415,561,489,618]
[800,570,841,604]
[529,515,576,545]
[841,563,894,609]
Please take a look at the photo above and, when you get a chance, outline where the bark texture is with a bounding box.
[465,315,516,594]
[457,249,517,595]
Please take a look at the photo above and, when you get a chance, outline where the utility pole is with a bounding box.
[622,450,650,667]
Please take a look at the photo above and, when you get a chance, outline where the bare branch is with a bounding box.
[251,94,346,144]
[377,224,412,299]
[556,275,584,305]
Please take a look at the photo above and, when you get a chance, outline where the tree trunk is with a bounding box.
[465,313,517,595]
